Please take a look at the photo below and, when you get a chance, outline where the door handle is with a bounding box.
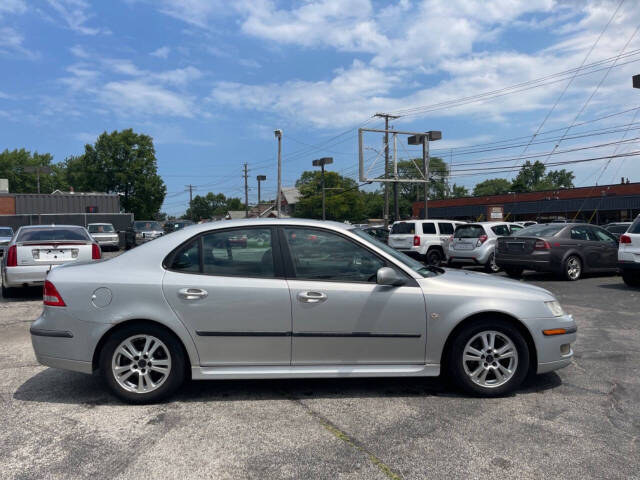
[178,288,208,300]
[297,291,327,304]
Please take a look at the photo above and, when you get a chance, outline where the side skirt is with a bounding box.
[191,364,440,380]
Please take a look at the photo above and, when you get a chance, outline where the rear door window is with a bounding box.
[438,223,454,235]
[454,225,485,238]
[570,226,592,241]
[422,222,436,234]
[491,224,510,236]
[391,222,415,234]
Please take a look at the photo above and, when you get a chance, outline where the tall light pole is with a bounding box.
[256,175,266,205]
[312,157,333,220]
[408,131,442,219]
[24,165,52,194]
[274,129,282,217]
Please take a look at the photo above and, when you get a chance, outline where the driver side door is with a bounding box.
[281,227,427,366]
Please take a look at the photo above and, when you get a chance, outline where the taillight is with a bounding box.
[413,235,420,246]
[476,235,488,247]
[6,245,17,267]
[534,239,551,250]
[91,243,101,259]
[620,234,631,244]
[43,280,66,307]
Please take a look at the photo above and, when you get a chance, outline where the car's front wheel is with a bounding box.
[622,271,640,287]
[448,318,529,396]
[100,324,186,404]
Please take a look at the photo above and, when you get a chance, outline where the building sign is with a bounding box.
[487,205,503,220]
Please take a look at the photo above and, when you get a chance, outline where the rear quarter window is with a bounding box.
[391,222,415,234]
[438,223,454,235]
[491,224,510,236]
[630,217,640,234]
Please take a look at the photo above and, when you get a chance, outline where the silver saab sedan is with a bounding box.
[30,219,576,403]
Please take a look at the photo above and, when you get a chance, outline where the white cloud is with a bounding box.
[0,26,38,59]
[69,44,90,58]
[0,0,26,16]
[153,0,230,28]
[99,80,196,117]
[150,46,171,58]
[45,0,106,35]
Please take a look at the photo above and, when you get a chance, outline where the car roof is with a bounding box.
[87,222,113,225]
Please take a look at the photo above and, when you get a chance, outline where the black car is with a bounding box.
[360,226,389,244]
[495,223,618,281]
[164,220,194,233]
[604,222,632,240]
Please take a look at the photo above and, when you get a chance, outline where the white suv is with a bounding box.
[618,215,640,287]
[388,219,465,266]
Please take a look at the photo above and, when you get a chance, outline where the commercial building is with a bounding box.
[412,182,640,224]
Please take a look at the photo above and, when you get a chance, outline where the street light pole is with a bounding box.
[274,129,282,218]
[256,175,266,205]
[312,157,333,220]
[408,131,441,220]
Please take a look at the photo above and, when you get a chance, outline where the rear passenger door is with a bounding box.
[588,227,619,269]
[162,227,292,366]
[569,226,600,270]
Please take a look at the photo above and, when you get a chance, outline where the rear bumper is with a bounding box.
[3,265,52,287]
[496,253,556,272]
[618,260,640,272]
[448,248,492,264]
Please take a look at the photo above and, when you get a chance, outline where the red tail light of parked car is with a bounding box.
[43,280,66,307]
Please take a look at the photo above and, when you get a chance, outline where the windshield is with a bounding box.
[0,228,13,237]
[512,224,564,237]
[17,227,91,242]
[350,228,440,277]
[88,224,115,233]
[134,221,162,231]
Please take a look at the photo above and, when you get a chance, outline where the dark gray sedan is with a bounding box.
[495,223,619,281]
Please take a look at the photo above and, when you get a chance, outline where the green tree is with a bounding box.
[450,183,469,198]
[534,169,575,191]
[0,149,68,193]
[396,156,449,202]
[473,178,512,196]
[185,192,245,221]
[295,170,366,222]
[360,190,385,219]
[63,129,167,219]
[510,161,575,193]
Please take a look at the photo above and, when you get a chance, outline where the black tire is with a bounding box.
[563,255,582,281]
[426,248,443,267]
[100,323,186,404]
[447,318,530,397]
[505,266,524,278]
[447,259,460,268]
[622,271,640,287]
[484,252,501,273]
[1,284,15,298]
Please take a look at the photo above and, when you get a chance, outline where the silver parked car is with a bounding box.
[0,226,14,257]
[447,222,513,272]
[87,223,119,250]
[2,225,101,297]
[30,219,576,403]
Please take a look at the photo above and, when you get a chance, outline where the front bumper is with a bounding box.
[528,314,577,374]
[95,238,119,247]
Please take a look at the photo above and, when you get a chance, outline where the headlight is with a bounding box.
[545,300,564,317]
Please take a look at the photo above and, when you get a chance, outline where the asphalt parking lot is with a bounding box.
[1,253,638,479]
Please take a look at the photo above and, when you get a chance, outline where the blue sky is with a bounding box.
[1,0,639,216]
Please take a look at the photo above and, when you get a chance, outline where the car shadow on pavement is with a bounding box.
[598,282,632,291]
[1,286,42,303]
[14,367,562,405]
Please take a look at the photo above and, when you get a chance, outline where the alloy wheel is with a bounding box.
[111,334,172,394]
[566,256,581,280]
[462,330,518,388]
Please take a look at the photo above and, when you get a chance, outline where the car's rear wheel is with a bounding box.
[484,252,501,273]
[447,318,529,396]
[426,248,443,266]
[100,324,186,404]
[563,255,582,281]
[504,266,524,278]
[622,271,640,287]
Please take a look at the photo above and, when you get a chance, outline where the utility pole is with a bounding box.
[274,129,283,217]
[374,113,399,226]
[24,166,52,194]
[185,184,194,203]
[256,175,266,205]
[243,163,249,218]
[312,157,333,220]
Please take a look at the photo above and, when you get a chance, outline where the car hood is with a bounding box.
[417,268,555,302]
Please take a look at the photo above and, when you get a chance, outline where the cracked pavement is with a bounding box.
[0,260,638,479]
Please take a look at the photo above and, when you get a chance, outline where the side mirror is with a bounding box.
[376,267,406,286]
